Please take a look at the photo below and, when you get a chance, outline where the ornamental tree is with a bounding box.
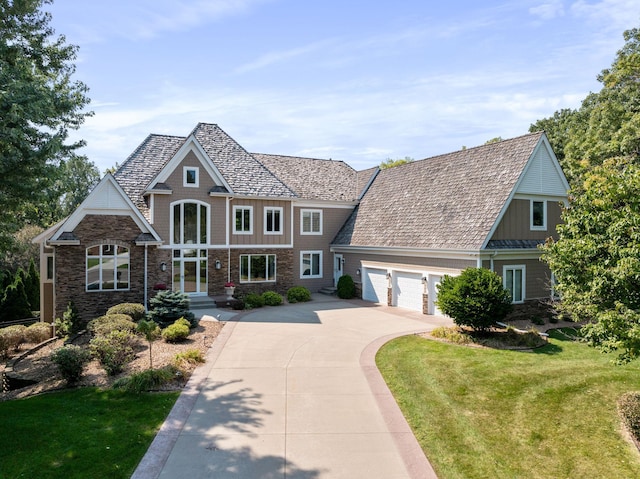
[436,268,512,332]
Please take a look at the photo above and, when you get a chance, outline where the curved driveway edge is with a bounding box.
[360,332,439,479]
[132,296,451,478]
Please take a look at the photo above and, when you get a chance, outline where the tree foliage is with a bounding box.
[537,27,640,362]
[380,156,414,169]
[0,0,92,253]
[542,158,640,362]
[436,268,512,332]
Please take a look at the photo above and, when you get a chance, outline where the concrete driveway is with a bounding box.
[132,294,452,479]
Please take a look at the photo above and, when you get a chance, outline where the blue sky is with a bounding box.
[46,0,639,173]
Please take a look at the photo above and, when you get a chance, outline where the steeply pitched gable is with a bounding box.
[191,124,295,198]
[114,134,186,218]
[49,174,162,244]
[332,132,548,251]
[253,153,360,201]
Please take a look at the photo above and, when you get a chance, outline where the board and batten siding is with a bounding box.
[490,199,562,242]
[293,206,355,291]
[485,258,553,300]
[229,199,292,246]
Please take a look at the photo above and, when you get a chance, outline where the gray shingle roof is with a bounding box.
[486,239,544,249]
[332,132,544,250]
[192,124,295,198]
[252,153,359,201]
[114,134,186,217]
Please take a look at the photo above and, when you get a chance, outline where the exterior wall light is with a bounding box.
[160,262,167,272]
[215,259,222,270]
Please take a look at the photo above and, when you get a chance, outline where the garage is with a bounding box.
[362,268,388,304]
[393,271,424,312]
[428,275,444,316]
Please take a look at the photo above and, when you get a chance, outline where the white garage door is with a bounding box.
[363,268,387,304]
[394,271,423,312]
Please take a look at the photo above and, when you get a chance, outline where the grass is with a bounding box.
[0,388,179,479]
[377,330,640,479]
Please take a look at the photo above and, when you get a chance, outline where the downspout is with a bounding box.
[226,196,232,283]
[144,243,148,312]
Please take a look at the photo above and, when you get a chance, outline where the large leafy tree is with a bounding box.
[0,0,91,253]
[539,27,640,362]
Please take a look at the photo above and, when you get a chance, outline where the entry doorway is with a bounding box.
[333,254,343,286]
[172,249,208,295]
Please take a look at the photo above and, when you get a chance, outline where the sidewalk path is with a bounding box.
[132,295,452,479]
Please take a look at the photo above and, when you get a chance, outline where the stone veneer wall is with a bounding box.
[209,248,294,297]
[54,215,172,321]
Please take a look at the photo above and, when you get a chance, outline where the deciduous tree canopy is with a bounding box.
[536,27,640,362]
[0,0,92,253]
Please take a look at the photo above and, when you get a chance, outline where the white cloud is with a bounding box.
[570,0,639,31]
[529,1,565,20]
[235,39,336,73]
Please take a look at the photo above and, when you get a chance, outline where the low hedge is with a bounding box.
[106,303,146,322]
[287,286,311,303]
[262,291,283,306]
[88,314,137,337]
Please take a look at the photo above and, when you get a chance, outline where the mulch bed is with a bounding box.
[1,320,224,401]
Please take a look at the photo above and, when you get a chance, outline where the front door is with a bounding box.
[173,249,208,295]
[333,254,343,286]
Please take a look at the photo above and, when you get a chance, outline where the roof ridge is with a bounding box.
[416,131,543,163]
[115,133,186,176]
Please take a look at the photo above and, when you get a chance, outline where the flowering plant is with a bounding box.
[224,281,235,288]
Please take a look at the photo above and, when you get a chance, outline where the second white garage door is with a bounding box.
[363,268,388,304]
[393,271,423,312]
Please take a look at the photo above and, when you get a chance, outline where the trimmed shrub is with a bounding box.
[245,293,265,309]
[137,319,161,369]
[112,365,178,393]
[90,330,137,376]
[261,291,283,306]
[88,314,137,337]
[148,290,196,328]
[24,322,51,344]
[619,391,640,442]
[336,275,356,299]
[51,345,91,384]
[287,286,311,303]
[106,303,146,322]
[162,321,190,343]
[0,325,27,353]
[436,268,512,332]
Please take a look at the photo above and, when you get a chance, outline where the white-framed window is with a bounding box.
[234,206,253,234]
[531,200,546,231]
[301,209,322,235]
[301,251,322,278]
[240,254,276,283]
[183,166,199,188]
[86,244,130,292]
[503,265,526,304]
[171,200,209,245]
[45,255,54,282]
[264,207,283,235]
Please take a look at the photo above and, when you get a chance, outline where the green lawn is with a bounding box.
[0,388,179,479]
[377,330,640,479]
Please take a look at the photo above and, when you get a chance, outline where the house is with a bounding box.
[33,124,568,321]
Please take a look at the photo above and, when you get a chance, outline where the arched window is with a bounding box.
[86,244,130,291]
[171,201,209,245]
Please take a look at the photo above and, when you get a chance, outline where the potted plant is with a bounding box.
[224,281,235,300]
